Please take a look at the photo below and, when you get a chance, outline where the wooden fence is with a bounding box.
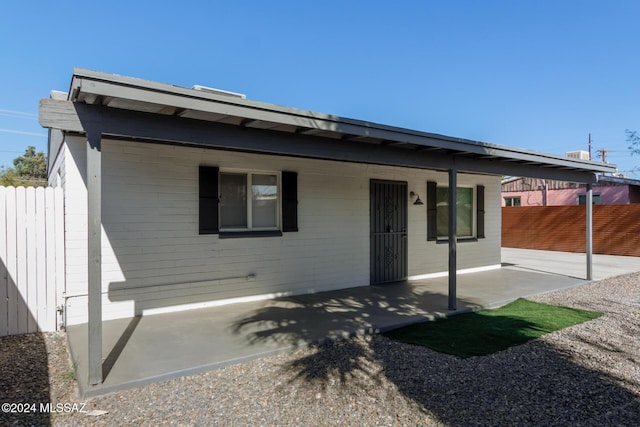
[0,186,64,337]
[502,205,640,257]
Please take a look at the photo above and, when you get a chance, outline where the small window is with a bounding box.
[220,171,279,231]
[504,196,521,207]
[199,166,297,236]
[437,186,474,239]
[578,194,601,205]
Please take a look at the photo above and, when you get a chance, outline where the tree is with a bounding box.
[13,146,47,179]
[0,146,48,187]
[627,129,640,156]
[0,166,23,186]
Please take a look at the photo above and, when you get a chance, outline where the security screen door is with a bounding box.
[370,180,408,284]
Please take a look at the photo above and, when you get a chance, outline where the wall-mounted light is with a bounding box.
[410,191,424,205]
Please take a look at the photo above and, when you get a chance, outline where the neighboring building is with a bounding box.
[39,69,614,386]
[502,175,640,206]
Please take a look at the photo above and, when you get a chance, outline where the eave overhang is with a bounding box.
[40,68,617,182]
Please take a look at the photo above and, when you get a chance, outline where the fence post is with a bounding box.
[54,187,65,330]
[35,187,48,331]
[45,188,57,331]
[16,187,28,334]
[26,187,38,332]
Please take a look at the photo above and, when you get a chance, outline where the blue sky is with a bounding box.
[1,1,639,175]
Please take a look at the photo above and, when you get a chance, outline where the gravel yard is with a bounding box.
[2,272,639,426]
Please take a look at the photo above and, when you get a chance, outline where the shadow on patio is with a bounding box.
[70,279,480,397]
[230,282,468,347]
[69,264,589,397]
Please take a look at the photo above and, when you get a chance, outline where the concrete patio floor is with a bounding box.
[67,248,640,397]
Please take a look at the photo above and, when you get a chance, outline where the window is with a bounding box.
[578,194,601,205]
[504,196,521,207]
[427,182,484,241]
[220,172,279,230]
[436,187,474,239]
[199,166,298,236]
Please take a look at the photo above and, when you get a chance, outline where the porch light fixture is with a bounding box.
[410,191,424,205]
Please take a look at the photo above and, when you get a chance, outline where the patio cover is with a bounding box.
[39,68,617,387]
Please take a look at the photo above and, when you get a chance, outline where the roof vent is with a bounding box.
[191,85,246,99]
[566,150,590,160]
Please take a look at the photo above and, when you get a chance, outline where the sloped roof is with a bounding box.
[40,68,617,181]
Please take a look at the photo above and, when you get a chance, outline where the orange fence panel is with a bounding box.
[502,205,640,257]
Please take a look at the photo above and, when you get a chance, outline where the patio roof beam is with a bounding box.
[298,128,327,136]
[415,146,441,151]
[380,140,407,146]
[454,157,599,184]
[39,99,602,184]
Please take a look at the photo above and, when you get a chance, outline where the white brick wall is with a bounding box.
[60,137,501,325]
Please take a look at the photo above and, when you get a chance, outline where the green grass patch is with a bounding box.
[383,298,602,358]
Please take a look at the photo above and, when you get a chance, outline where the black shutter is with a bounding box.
[199,166,219,234]
[282,171,298,232]
[476,184,485,239]
[427,181,437,241]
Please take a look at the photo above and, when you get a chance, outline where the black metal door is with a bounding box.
[370,180,408,284]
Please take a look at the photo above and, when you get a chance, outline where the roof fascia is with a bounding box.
[599,175,640,186]
[59,69,618,175]
[39,99,599,183]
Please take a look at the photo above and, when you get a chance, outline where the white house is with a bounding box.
[40,69,614,385]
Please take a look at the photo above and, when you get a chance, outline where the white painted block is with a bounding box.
[58,138,501,324]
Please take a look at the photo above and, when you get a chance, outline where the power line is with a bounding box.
[0,109,37,118]
[0,128,46,137]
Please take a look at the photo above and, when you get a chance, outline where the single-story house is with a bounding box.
[502,175,640,206]
[39,68,615,386]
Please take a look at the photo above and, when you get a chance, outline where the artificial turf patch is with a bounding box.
[383,298,602,358]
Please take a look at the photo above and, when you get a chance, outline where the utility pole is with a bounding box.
[596,148,608,164]
[588,133,592,160]
[596,148,608,176]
